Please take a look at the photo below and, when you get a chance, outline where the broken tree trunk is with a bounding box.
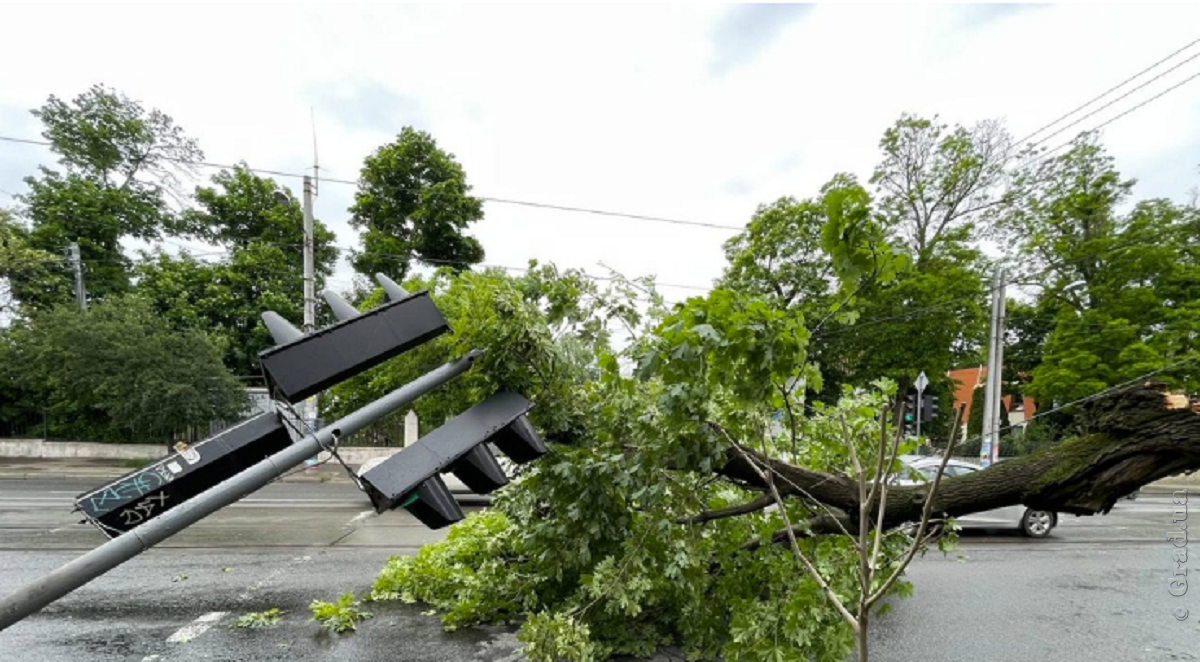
[718,382,1199,533]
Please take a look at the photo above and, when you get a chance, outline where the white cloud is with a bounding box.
[1,2,1198,302]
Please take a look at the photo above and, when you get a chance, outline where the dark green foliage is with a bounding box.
[0,296,247,442]
[998,134,1200,404]
[136,165,338,378]
[357,265,917,661]
[349,127,484,279]
[13,85,202,311]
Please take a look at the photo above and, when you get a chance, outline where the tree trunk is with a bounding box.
[718,382,1199,532]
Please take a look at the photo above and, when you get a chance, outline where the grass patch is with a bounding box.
[310,592,373,633]
[231,608,285,629]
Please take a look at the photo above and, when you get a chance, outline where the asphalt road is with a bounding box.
[0,478,1196,661]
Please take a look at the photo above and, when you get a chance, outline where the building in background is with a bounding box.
[948,366,1036,436]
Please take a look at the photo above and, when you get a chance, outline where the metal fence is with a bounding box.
[0,407,231,447]
[0,404,411,448]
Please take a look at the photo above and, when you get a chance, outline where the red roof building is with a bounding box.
[947,366,1036,426]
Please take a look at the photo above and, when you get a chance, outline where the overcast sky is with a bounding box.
[2,2,1199,303]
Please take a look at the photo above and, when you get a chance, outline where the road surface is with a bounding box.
[0,478,1195,661]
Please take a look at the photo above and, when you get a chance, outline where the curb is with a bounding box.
[0,471,352,484]
[1138,484,1194,495]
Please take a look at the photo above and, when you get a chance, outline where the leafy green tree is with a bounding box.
[0,208,62,317]
[0,295,246,443]
[998,134,1200,404]
[348,127,484,279]
[13,85,202,310]
[721,116,1000,411]
[720,196,835,309]
[136,166,338,378]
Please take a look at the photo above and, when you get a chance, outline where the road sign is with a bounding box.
[915,371,929,393]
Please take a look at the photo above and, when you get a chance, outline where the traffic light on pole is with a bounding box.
[75,413,294,538]
[902,392,916,435]
[258,274,449,405]
[261,272,550,530]
[75,274,462,536]
[922,393,939,422]
[358,391,547,529]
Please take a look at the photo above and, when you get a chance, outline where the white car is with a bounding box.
[895,457,1057,538]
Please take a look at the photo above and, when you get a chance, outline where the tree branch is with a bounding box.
[677,495,776,525]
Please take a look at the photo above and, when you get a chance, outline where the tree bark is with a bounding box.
[717,382,1199,532]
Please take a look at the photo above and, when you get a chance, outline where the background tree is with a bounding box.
[136,165,338,379]
[0,208,61,317]
[721,116,1003,412]
[0,295,246,443]
[12,85,202,310]
[870,114,1009,270]
[348,127,485,279]
[998,134,1200,404]
[720,196,835,310]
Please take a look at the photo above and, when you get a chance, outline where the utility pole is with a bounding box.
[981,268,1007,467]
[302,176,317,430]
[68,242,86,312]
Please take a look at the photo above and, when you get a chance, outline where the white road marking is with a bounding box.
[346,509,376,525]
[166,611,226,643]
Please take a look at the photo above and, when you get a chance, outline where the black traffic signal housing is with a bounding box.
[921,393,939,423]
[902,392,917,436]
[75,413,293,537]
[359,391,548,529]
[257,274,449,404]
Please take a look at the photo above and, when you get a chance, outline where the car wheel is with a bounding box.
[1021,509,1055,538]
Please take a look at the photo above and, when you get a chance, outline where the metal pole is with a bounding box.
[981,268,1000,466]
[915,393,923,439]
[302,176,317,429]
[990,270,1007,463]
[68,242,85,312]
[0,351,481,632]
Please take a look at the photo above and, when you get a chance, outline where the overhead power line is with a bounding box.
[1026,48,1200,151]
[1043,69,1200,156]
[0,135,742,232]
[1016,35,1200,146]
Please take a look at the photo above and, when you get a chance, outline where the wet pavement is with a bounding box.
[0,474,1197,660]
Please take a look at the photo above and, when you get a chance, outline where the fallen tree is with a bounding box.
[349,268,1200,662]
[719,382,1200,536]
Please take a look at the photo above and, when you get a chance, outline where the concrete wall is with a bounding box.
[0,439,405,466]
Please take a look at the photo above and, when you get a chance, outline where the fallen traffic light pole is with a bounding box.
[0,351,481,633]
